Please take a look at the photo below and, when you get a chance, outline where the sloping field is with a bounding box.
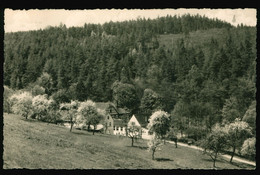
[3,113,255,169]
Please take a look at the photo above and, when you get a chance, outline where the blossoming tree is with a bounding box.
[147,110,171,160]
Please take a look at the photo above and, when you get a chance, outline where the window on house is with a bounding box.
[113,126,115,130]
[131,122,135,125]
[121,127,123,131]
[109,122,111,127]
[116,127,119,131]
[107,116,109,120]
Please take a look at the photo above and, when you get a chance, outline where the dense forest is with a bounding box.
[4,14,256,141]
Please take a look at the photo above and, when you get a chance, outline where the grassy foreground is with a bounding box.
[3,113,254,169]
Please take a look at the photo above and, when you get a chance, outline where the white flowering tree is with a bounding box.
[88,108,104,135]
[241,137,256,160]
[147,110,171,160]
[147,134,164,160]
[9,91,33,119]
[223,119,252,163]
[32,94,50,121]
[127,122,141,147]
[77,100,102,135]
[60,100,79,132]
[147,110,171,139]
[202,124,228,168]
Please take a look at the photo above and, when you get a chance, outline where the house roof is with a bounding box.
[114,119,127,127]
[95,102,115,111]
[117,108,130,114]
[113,115,148,128]
[128,115,141,127]
[95,102,130,115]
[134,114,148,128]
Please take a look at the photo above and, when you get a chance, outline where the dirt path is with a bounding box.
[166,140,256,167]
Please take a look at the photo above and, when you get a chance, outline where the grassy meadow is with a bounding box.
[3,113,255,169]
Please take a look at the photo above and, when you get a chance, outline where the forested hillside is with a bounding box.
[4,14,256,138]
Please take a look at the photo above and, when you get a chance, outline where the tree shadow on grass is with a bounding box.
[201,157,254,169]
[201,157,226,164]
[155,158,174,162]
[126,145,149,150]
[201,158,215,162]
[71,131,88,136]
[21,118,39,123]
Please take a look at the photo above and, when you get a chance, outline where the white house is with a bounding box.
[113,115,141,136]
[113,119,127,136]
[112,115,152,139]
[127,115,141,127]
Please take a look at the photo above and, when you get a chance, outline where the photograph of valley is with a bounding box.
[3,8,256,169]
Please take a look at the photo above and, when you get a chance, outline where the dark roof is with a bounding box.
[114,119,127,127]
[95,102,114,110]
[95,102,130,115]
[117,108,130,114]
[134,115,148,128]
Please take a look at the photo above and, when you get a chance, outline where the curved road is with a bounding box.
[166,140,256,167]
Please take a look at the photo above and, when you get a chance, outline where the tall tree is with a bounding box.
[111,81,139,111]
[147,110,171,160]
[140,89,163,115]
[37,72,54,96]
[9,91,33,119]
[202,124,228,168]
[77,100,100,135]
[224,119,252,163]
[60,100,79,132]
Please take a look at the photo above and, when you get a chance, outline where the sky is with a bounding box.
[4,8,257,33]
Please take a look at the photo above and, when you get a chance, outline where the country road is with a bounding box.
[166,140,256,167]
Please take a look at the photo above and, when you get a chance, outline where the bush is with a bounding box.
[242,101,256,135]
[32,85,46,96]
[166,128,178,140]
[178,137,195,145]
[178,137,189,143]
[185,126,207,141]
[45,109,62,124]
[241,137,256,160]
[196,139,207,147]
[51,89,70,105]
[187,138,195,145]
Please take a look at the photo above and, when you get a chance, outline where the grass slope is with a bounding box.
[3,113,254,169]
